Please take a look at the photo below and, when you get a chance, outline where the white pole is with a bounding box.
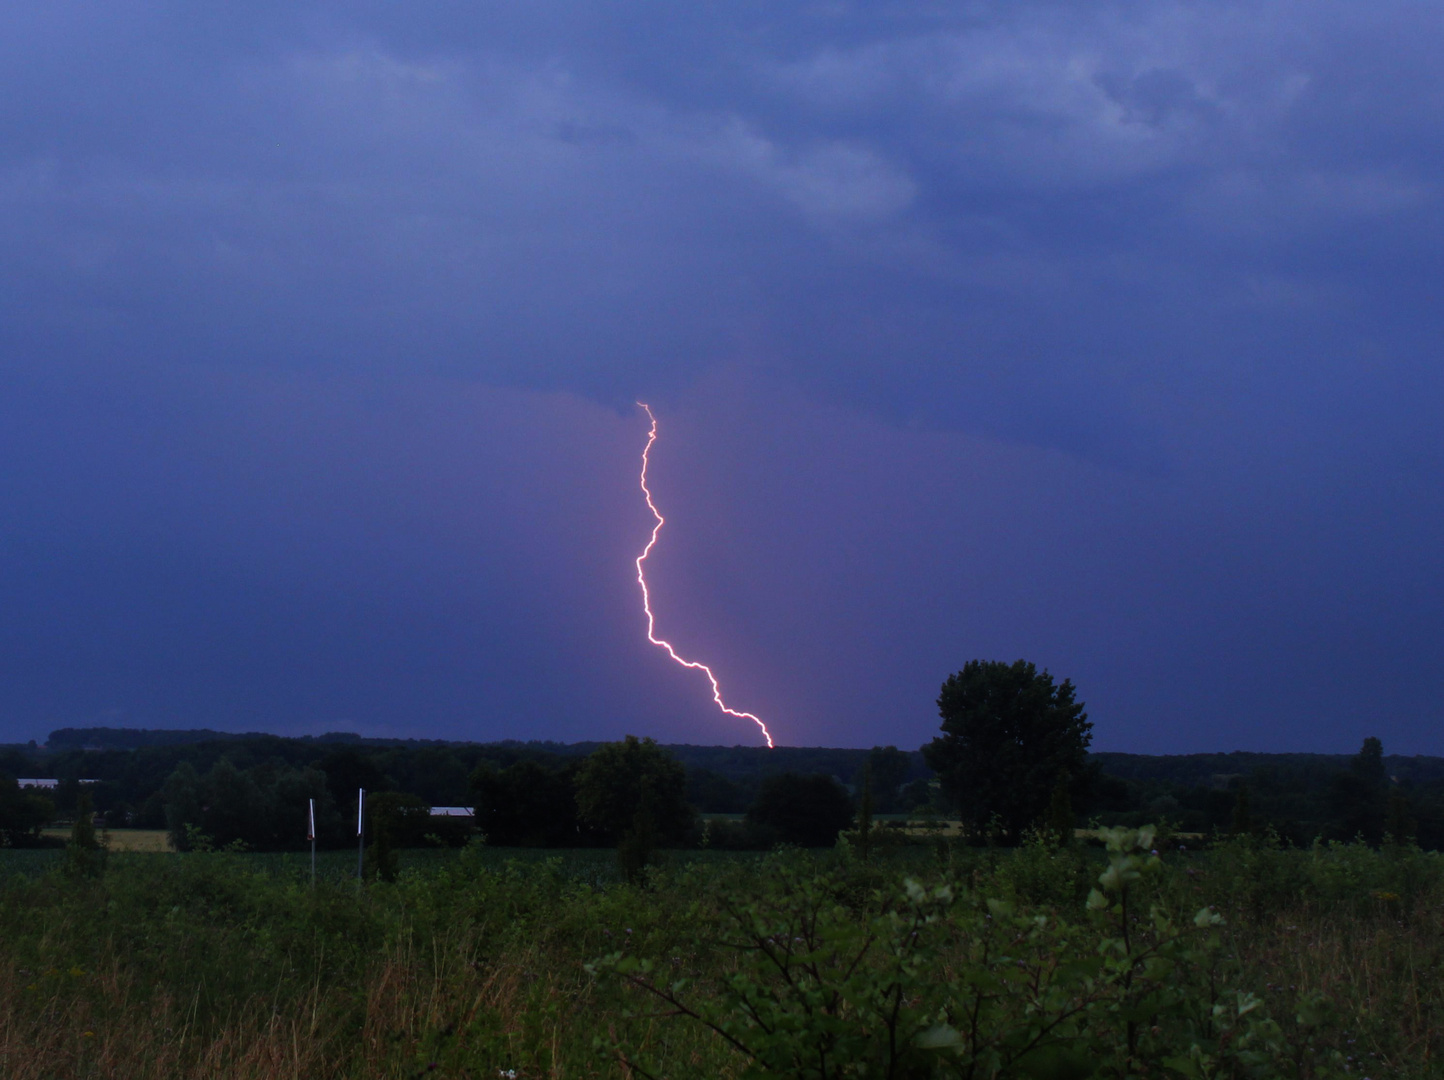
[356,788,366,886]
[308,798,316,887]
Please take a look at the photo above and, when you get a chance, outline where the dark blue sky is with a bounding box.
[2,2,1441,752]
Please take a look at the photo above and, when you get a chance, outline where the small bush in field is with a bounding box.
[64,790,107,878]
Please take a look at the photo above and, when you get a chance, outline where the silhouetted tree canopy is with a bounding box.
[318,749,390,810]
[685,767,748,814]
[574,736,693,845]
[866,746,912,812]
[471,759,588,847]
[746,772,855,847]
[164,758,342,851]
[1331,736,1390,844]
[6,726,1444,851]
[923,659,1092,841]
[0,776,53,847]
[364,791,431,881]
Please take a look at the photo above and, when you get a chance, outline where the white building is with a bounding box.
[16,779,99,788]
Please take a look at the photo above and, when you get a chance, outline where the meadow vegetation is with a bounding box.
[6,671,1444,1078]
[1,830,1439,1079]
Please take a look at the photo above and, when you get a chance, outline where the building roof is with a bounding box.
[16,779,100,788]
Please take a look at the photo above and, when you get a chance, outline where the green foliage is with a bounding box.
[3,835,1443,1076]
[747,772,856,848]
[471,758,588,846]
[857,761,876,861]
[699,816,784,851]
[617,803,658,884]
[595,830,1348,1080]
[1083,739,1444,849]
[688,766,750,813]
[316,747,390,808]
[68,790,98,852]
[574,736,693,843]
[1331,736,1389,844]
[1230,782,1253,837]
[19,730,1444,854]
[364,791,431,882]
[1044,773,1075,848]
[0,775,53,847]
[163,757,342,852]
[576,736,694,882]
[1386,792,1416,844]
[594,857,950,1079]
[65,789,107,878]
[867,745,914,811]
[993,832,1093,909]
[924,659,1093,841]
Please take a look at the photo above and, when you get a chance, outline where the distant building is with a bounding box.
[429,806,474,818]
[15,779,100,789]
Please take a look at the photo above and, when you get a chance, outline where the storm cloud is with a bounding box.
[1,2,1441,751]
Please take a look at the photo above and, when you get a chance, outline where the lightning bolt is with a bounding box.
[634,403,775,748]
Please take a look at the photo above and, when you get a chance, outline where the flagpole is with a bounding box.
[356,788,365,887]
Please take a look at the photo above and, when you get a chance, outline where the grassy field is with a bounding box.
[0,835,1439,1078]
[39,828,174,852]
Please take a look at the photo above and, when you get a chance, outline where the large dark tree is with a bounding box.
[0,776,53,847]
[471,759,586,847]
[923,659,1092,841]
[364,792,432,881]
[574,736,693,843]
[575,736,694,882]
[746,773,855,847]
[864,746,912,812]
[1330,736,1390,844]
[576,736,693,847]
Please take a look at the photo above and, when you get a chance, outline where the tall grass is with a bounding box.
[0,838,1440,1077]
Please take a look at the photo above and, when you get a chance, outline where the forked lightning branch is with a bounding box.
[633,403,775,748]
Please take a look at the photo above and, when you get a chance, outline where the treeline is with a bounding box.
[1087,738,1444,847]
[5,727,1444,852]
[0,735,916,857]
[165,738,878,866]
[472,743,862,857]
[0,737,497,829]
[42,728,934,790]
[0,734,933,830]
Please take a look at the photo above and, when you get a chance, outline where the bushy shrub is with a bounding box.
[593,829,1347,1079]
[698,817,777,850]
